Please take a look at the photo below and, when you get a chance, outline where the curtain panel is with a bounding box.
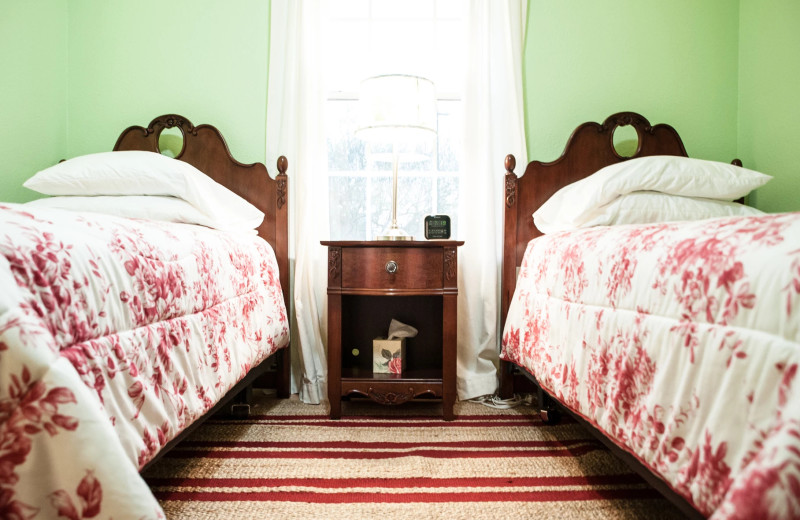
[456,0,528,399]
[266,0,329,404]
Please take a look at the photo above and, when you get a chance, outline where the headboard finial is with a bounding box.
[277,155,288,175]
[504,154,516,174]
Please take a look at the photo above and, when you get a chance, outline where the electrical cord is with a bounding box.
[469,393,534,409]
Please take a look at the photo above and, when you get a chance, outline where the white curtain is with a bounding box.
[457,0,528,400]
[266,0,527,404]
[266,0,329,404]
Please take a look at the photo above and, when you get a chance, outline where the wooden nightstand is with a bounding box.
[321,240,464,420]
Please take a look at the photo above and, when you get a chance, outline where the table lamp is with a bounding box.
[356,74,437,240]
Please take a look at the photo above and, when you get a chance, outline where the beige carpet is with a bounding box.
[142,392,686,519]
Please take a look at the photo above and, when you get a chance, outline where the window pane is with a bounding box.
[369,175,392,238]
[434,21,465,94]
[437,100,462,172]
[436,0,463,20]
[324,21,370,91]
[437,175,459,237]
[327,100,366,171]
[397,175,434,239]
[329,175,367,240]
[372,0,434,19]
[325,2,463,242]
[326,0,369,19]
[369,20,435,78]
[362,131,436,172]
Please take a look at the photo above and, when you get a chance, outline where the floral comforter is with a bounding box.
[0,203,289,519]
[502,213,800,519]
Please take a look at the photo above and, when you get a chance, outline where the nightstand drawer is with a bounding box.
[341,247,442,290]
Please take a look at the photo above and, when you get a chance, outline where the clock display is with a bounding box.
[424,215,451,239]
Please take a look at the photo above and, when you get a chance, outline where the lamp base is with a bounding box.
[375,226,414,241]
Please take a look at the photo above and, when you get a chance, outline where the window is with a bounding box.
[323,0,464,240]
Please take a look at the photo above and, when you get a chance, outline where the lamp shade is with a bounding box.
[356,74,437,142]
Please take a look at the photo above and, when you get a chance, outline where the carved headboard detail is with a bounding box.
[113,114,289,306]
[503,111,688,265]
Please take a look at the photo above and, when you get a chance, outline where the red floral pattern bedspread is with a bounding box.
[0,203,289,519]
[501,213,800,519]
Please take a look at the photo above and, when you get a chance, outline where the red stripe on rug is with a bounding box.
[147,474,647,489]
[218,414,560,422]
[178,439,595,449]
[162,444,602,460]
[206,420,554,428]
[205,414,576,428]
[151,488,662,503]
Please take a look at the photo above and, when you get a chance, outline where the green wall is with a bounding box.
[737,0,800,213]
[67,0,270,165]
[1,1,798,213]
[524,0,740,164]
[0,0,68,203]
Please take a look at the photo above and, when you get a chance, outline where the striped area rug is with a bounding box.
[143,393,685,519]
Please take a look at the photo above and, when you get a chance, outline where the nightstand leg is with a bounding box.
[329,396,341,420]
[443,402,455,421]
[442,293,457,421]
[328,293,342,420]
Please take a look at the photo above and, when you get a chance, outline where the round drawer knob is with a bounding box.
[385,260,398,274]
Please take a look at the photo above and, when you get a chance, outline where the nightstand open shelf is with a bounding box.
[341,294,442,375]
[322,240,463,420]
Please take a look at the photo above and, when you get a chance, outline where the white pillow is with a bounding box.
[24,151,264,230]
[569,192,765,231]
[24,195,260,232]
[534,155,771,233]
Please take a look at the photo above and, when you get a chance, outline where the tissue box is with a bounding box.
[373,337,406,374]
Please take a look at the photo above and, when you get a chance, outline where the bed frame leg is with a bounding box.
[230,403,251,419]
[276,348,291,398]
[498,360,515,399]
[230,385,253,419]
[537,386,562,425]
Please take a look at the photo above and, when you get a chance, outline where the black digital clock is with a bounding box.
[424,215,451,239]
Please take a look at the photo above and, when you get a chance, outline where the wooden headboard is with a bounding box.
[499,111,697,396]
[113,114,289,308]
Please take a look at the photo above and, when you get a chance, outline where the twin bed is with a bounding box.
[0,115,290,518]
[500,112,800,519]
